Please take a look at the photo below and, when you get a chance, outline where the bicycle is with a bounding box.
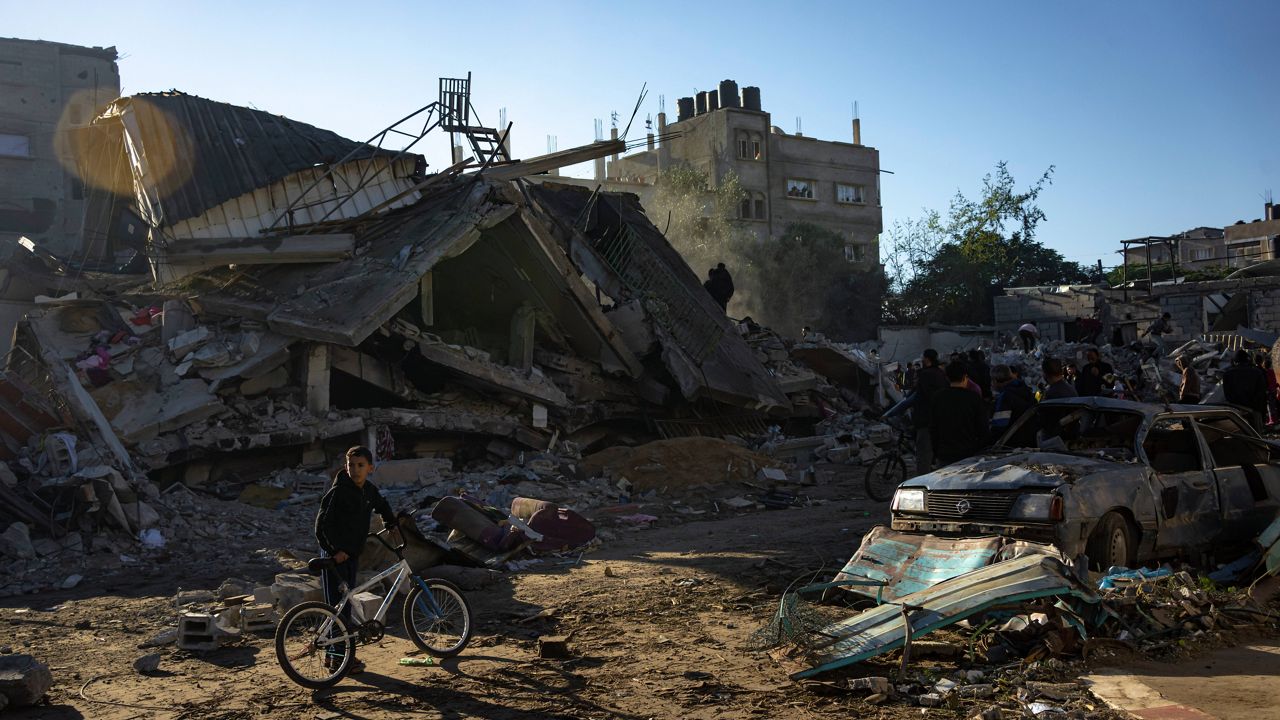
[864,418,913,502]
[274,527,473,689]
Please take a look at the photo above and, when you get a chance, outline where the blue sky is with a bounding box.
[6,1,1277,270]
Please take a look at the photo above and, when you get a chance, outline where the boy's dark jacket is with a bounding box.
[314,470,397,559]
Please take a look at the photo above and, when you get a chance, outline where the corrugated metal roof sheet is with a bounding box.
[108,91,402,227]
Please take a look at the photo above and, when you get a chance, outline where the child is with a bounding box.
[314,446,400,672]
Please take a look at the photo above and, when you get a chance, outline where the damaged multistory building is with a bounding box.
[2,82,833,552]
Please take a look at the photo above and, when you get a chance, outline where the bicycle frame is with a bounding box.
[312,556,444,650]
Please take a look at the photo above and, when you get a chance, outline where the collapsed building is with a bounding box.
[2,82,907,584]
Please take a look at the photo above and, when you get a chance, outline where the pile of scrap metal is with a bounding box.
[1,88,808,578]
[753,520,1280,711]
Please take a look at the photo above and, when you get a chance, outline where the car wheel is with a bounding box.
[1087,512,1136,571]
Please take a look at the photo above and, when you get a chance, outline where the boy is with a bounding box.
[314,446,400,671]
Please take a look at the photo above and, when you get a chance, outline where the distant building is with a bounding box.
[0,37,120,257]
[1222,202,1280,268]
[1117,203,1280,274]
[541,80,884,272]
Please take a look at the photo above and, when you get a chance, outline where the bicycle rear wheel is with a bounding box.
[865,454,908,502]
[403,578,473,658]
[274,601,353,689]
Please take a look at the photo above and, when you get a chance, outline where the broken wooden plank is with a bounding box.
[161,234,354,265]
[330,345,416,400]
[482,140,625,181]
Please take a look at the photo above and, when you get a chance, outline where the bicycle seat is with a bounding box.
[307,557,337,575]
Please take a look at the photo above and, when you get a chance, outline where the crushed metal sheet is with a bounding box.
[794,554,1099,678]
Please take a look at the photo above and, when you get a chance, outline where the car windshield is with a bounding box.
[998,405,1141,460]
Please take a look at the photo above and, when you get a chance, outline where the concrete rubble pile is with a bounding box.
[1,89,873,598]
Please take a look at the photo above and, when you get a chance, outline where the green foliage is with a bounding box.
[883,162,1088,325]
[648,164,746,276]
[1104,262,1234,286]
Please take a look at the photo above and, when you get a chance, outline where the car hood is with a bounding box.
[904,451,1121,491]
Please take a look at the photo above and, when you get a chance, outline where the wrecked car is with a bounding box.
[890,397,1280,569]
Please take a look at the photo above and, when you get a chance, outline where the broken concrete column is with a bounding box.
[304,344,331,415]
[509,303,536,370]
[419,271,434,326]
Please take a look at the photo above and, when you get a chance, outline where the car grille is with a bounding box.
[925,491,1016,522]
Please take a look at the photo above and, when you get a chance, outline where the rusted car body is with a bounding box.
[890,397,1280,568]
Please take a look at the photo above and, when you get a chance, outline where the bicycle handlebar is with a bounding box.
[368,527,406,555]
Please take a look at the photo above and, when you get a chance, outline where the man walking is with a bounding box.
[931,360,990,465]
[911,348,949,475]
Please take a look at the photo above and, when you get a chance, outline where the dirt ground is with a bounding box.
[0,462,1249,720]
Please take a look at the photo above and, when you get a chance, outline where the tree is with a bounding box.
[647,164,746,279]
[883,162,1088,325]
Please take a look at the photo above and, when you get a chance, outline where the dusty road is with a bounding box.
[3,466,892,720]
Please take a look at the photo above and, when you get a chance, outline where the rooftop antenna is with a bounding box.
[659,94,665,113]
[547,134,558,153]
[645,113,653,132]
[594,118,603,141]
[499,107,507,127]
[795,116,802,135]
[610,111,619,129]
[853,100,859,119]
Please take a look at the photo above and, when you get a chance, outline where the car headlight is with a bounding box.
[1010,493,1063,520]
[891,488,925,512]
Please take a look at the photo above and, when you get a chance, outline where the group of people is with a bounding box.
[702,262,735,311]
[900,345,1148,475]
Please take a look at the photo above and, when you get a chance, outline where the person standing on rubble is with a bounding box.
[910,349,949,474]
[703,263,735,312]
[1017,321,1039,353]
[1141,312,1173,358]
[1221,349,1268,429]
[1075,347,1113,397]
[931,360,990,465]
[1175,356,1200,404]
[314,446,400,673]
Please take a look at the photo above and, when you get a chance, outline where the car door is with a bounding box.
[1193,413,1280,543]
[1141,415,1220,554]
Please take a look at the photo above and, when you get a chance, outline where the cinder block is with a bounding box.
[240,603,276,633]
[351,592,383,623]
[177,612,219,652]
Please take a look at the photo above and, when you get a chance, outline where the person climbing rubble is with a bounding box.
[1017,321,1039,353]
[702,262,734,311]
[1140,312,1173,358]
[1221,349,1268,429]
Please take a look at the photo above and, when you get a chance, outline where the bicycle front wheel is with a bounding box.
[274,600,354,689]
[865,454,907,502]
[403,578,473,657]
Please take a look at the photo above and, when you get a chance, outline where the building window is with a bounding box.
[751,135,763,160]
[753,192,766,219]
[1191,248,1213,261]
[0,133,31,158]
[836,183,865,204]
[740,191,767,220]
[737,130,764,160]
[739,194,752,219]
[844,244,866,263]
[786,178,814,200]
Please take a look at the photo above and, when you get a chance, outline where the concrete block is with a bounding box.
[0,654,54,706]
[239,366,289,396]
[177,612,219,652]
[239,603,276,632]
[270,573,323,611]
[372,457,452,487]
[350,591,383,623]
